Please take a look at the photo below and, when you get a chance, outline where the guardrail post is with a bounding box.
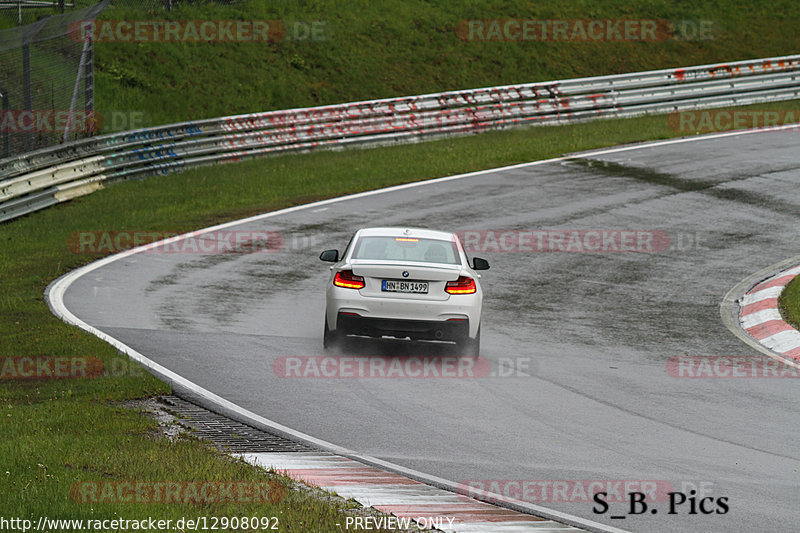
[0,87,8,159]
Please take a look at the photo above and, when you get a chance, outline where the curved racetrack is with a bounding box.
[59,129,800,533]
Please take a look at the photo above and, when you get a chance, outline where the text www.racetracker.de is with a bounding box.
[0,515,280,532]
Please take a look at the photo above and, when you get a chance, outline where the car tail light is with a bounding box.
[334,270,365,289]
[446,276,476,294]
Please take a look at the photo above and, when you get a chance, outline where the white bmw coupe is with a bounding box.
[319,227,489,355]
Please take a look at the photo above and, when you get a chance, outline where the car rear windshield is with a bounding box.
[352,236,461,265]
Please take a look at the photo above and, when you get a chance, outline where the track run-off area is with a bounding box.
[51,127,800,533]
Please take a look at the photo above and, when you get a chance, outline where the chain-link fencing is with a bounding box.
[0,0,243,27]
[0,0,108,157]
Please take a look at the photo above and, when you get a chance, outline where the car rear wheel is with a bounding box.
[323,316,340,349]
[458,326,480,356]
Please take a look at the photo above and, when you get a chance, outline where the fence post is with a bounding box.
[64,23,94,142]
[21,41,32,151]
[85,21,95,135]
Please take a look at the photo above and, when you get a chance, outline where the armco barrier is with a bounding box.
[2,54,799,223]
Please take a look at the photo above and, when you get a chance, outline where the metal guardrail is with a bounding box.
[1,54,799,223]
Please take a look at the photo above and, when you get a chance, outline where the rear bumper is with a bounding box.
[326,284,482,337]
[336,313,469,342]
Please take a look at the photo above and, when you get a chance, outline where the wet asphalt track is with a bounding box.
[62,130,800,533]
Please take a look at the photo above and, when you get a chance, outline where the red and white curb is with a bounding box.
[738,263,800,360]
[239,452,586,532]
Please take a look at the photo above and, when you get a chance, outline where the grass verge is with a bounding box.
[3,101,800,528]
[89,0,800,129]
[5,0,798,130]
[779,273,800,331]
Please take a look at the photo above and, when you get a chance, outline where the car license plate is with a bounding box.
[382,280,428,294]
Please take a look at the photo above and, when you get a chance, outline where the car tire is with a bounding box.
[323,317,340,349]
[459,326,480,356]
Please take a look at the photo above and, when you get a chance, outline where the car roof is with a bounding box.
[355,227,456,241]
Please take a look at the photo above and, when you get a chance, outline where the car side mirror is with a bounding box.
[319,249,339,262]
[472,257,489,270]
